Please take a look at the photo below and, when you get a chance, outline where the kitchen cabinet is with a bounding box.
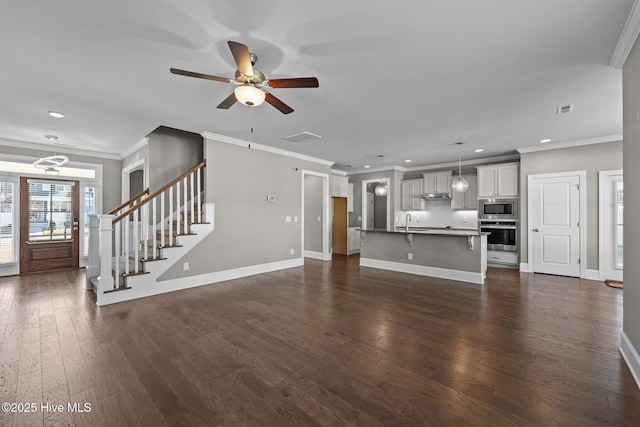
[476,162,519,197]
[401,178,423,210]
[347,183,354,212]
[423,171,452,193]
[451,174,478,210]
[330,174,349,197]
[348,227,360,254]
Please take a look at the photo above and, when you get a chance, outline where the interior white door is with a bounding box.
[531,174,581,277]
[600,172,623,281]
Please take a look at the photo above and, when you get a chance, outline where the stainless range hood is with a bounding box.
[421,192,452,200]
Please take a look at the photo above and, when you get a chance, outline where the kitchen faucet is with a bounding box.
[406,213,412,233]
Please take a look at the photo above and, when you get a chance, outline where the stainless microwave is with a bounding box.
[478,198,518,220]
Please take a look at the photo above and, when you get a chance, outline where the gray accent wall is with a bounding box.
[146,126,203,192]
[304,174,323,252]
[159,137,331,280]
[519,141,622,270]
[623,35,640,362]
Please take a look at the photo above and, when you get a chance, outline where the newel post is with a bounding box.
[86,215,100,290]
[95,214,115,305]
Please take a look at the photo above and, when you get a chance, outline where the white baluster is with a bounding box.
[190,172,195,226]
[197,168,202,223]
[133,208,139,274]
[114,220,120,287]
[124,215,130,276]
[142,202,148,262]
[152,197,157,259]
[169,186,173,246]
[176,182,181,237]
[160,193,165,248]
[183,177,188,234]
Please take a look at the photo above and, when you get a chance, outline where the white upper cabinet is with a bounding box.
[422,171,452,193]
[451,174,478,210]
[330,174,349,197]
[401,178,423,210]
[476,162,519,197]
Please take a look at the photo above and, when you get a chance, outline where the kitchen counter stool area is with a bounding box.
[359,229,488,284]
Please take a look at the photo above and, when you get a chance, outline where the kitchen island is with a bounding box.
[359,228,488,284]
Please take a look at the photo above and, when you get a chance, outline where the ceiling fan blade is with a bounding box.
[217,92,237,109]
[170,68,230,83]
[228,41,254,77]
[265,92,294,114]
[267,77,319,89]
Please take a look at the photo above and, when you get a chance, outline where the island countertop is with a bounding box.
[359,227,489,237]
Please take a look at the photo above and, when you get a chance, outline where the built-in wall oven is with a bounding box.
[478,198,519,254]
[479,220,518,252]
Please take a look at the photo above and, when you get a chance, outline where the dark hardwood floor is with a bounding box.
[1,256,639,426]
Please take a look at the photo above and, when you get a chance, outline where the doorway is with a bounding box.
[301,170,330,261]
[361,178,391,231]
[19,177,80,273]
[599,170,623,282]
[527,171,586,278]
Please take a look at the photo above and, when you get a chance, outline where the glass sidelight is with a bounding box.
[615,181,623,269]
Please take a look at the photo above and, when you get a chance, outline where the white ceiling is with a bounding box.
[0,1,635,171]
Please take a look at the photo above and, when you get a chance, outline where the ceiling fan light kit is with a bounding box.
[234,84,266,107]
[170,40,318,114]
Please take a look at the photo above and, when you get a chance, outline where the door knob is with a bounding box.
[532,228,540,232]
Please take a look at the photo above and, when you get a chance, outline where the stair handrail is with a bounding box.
[108,188,150,215]
[112,160,206,224]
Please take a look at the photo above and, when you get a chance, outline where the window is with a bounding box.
[0,182,15,263]
[27,180,74,242]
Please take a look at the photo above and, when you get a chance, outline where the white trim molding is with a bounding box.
[0,137,122,160]
[599,170,624,281]
[201,131,334,166]
[585,269,600,281]
[611,0,640,69]
[304,250,324,260]
[620,331,640,390]
[360,258,485,285]
[517,134,623,154]
[120,137,149,159]
[519,263,531,273]
[301,169,331,262]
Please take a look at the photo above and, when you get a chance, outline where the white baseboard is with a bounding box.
[620,331,640,390]
[519,263,530,273]
[304,250,323,260]
[360,258,484,285]
[585,269,600,281]
[98,258,304,306]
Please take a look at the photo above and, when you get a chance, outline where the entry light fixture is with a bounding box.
[451,142,469,193]
[234,84,266,107]
[33,155,69,176]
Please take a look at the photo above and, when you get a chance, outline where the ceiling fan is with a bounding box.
[170,41,319,114]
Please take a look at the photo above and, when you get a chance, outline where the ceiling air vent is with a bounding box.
[557,104,574,115]
[282,131,322,143]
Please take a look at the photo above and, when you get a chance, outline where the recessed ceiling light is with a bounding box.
[364,165,371,168]
[404,159,412,163]
[540,138,551,143]
[474,148,483,153]
[45,134,59,140]
[48,111,65,118]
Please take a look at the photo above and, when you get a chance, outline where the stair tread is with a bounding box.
[141,257,167,263]
[104,286,132,294]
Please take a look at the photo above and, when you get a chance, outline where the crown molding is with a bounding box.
[330,169,347,176]
[120,137,149,159]
[201,131,335,167]
[610,0,640,69]
[516,134,622,154]
[345,165,407,176]
[0,137,121,160]
[401,153,520,173]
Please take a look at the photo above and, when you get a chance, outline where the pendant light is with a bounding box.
[374,155,387,196]
[452,142,469,192]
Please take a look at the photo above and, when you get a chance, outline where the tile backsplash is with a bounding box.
[399,200,478,229]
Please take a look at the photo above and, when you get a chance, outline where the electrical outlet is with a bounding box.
[183,262,189,271]
[290,249,295,255]
[286,216,291,223]
[408,253,413,260]
[317,216,321,222]
[462,216,468,223]
[294,216,298,222]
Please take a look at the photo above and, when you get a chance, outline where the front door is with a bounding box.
[20,177,80,273]
[531,174,581,277]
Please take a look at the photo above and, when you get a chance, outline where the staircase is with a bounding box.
[86,161,215,306]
